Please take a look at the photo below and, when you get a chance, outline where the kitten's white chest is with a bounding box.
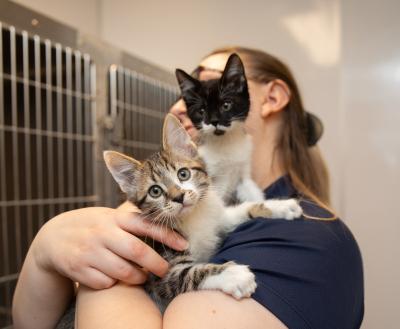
[199,130,253,201]
[180,192,226,262]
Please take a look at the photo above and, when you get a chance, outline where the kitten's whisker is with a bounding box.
[159,217,170,255]
[140,209,165,249]
[231,115,247,121]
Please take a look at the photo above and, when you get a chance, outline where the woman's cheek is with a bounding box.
[245,97,263,136]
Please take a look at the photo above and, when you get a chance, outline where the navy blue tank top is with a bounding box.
[210,176,364,329]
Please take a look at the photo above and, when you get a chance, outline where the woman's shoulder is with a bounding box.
[211,206,364,329]
[218,212,361,260]
[212,196,364,299]
[259,175,359,253]
[211,175,364,328]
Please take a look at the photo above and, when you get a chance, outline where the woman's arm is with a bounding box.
[12,207,187,329]
[74,201,163,329]
[164,291,287,329]
[76,283,162,329]
[76,271,287,329]
[12,247,74,329]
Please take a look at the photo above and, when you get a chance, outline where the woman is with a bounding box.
[12,47,364,329]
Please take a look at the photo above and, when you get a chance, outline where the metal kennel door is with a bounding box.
[0,2,179,327]
[0,22,97,327]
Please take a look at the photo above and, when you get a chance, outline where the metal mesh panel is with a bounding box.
[0,23,96,327]
[0,12,177,327]
[104,65,179,206]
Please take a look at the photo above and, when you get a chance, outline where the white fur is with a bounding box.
[178,190,302,262]
[263,199,303,220]
[236,178,264,202]
[198,121,263,203]
[200,264,257,299]
[175,194,300,298]
[179,189,226,262]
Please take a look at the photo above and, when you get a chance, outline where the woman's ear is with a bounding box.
[260,79,291,118]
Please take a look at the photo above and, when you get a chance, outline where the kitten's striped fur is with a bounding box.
[104,114,302,311]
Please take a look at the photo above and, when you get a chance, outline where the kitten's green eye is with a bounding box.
[177,168,191,181]
[148,185,163,198]
[199,108,205,116]
[221,101,232,112]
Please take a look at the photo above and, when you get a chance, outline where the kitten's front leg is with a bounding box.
[156,257,256,301]
[258,199,303,220]
[222,199,302,233]
[199,262,257,299]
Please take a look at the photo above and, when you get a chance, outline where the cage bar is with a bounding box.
[84,54,92,198]
[55,43,64,211]
[0,14,175,328]
[75,50,84,200]
[22,30,33,244]
[45,38,55,217]
[107,65,179,159]
[65,47,74,199]
[10,26,22,269]
[0,22,11,293]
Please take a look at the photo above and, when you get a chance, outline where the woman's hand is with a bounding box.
[170,99,198,139]
[31,206,188,289]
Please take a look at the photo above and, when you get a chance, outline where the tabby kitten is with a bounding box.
[176,53,264,204]
[104,114,302,310]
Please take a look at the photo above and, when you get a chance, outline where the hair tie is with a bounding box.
[305,112,323,147]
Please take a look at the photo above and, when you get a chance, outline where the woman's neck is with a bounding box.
[249,119,285,191]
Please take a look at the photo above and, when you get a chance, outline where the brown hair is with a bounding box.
[205,46,332,209]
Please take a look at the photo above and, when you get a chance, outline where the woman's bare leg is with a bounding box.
[76,283,161,329]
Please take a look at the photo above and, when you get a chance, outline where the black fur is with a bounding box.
[176,54,250,135]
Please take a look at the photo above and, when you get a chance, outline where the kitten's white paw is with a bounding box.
[200,265,257,299]
[264,199,303,220]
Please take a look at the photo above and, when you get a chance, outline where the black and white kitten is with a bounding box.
[104,114,302,311]
[176,54,265,204]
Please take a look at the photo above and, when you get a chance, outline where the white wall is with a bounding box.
[8,1,400,328]
[341,1,400,328]
[99,0,344,211]
[12,0,100,36]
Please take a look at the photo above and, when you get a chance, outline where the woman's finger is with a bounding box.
[104,230,170,278]
[169,98,187,116]
[76,267,117,290]
[116,212,188,251]
[90,248,148,285]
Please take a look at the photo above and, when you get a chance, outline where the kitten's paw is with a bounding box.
[201,264,257,299]
[249,203,273,218]
[264,199,303,220]
[221,265,257,299]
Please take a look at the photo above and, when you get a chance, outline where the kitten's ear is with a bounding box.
[103,151,141,194]
[220,53,247,92]
[162,114,197,158]
[175,69,201,94]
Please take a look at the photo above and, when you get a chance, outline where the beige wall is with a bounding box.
[99,0,344,214]
[13,0,100,36]
[9,1,400,328]
[341,1,400,328]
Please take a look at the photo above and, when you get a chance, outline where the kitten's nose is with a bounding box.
[210,114,219,126]
[210,119,218,126]
[172,193,185,204]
